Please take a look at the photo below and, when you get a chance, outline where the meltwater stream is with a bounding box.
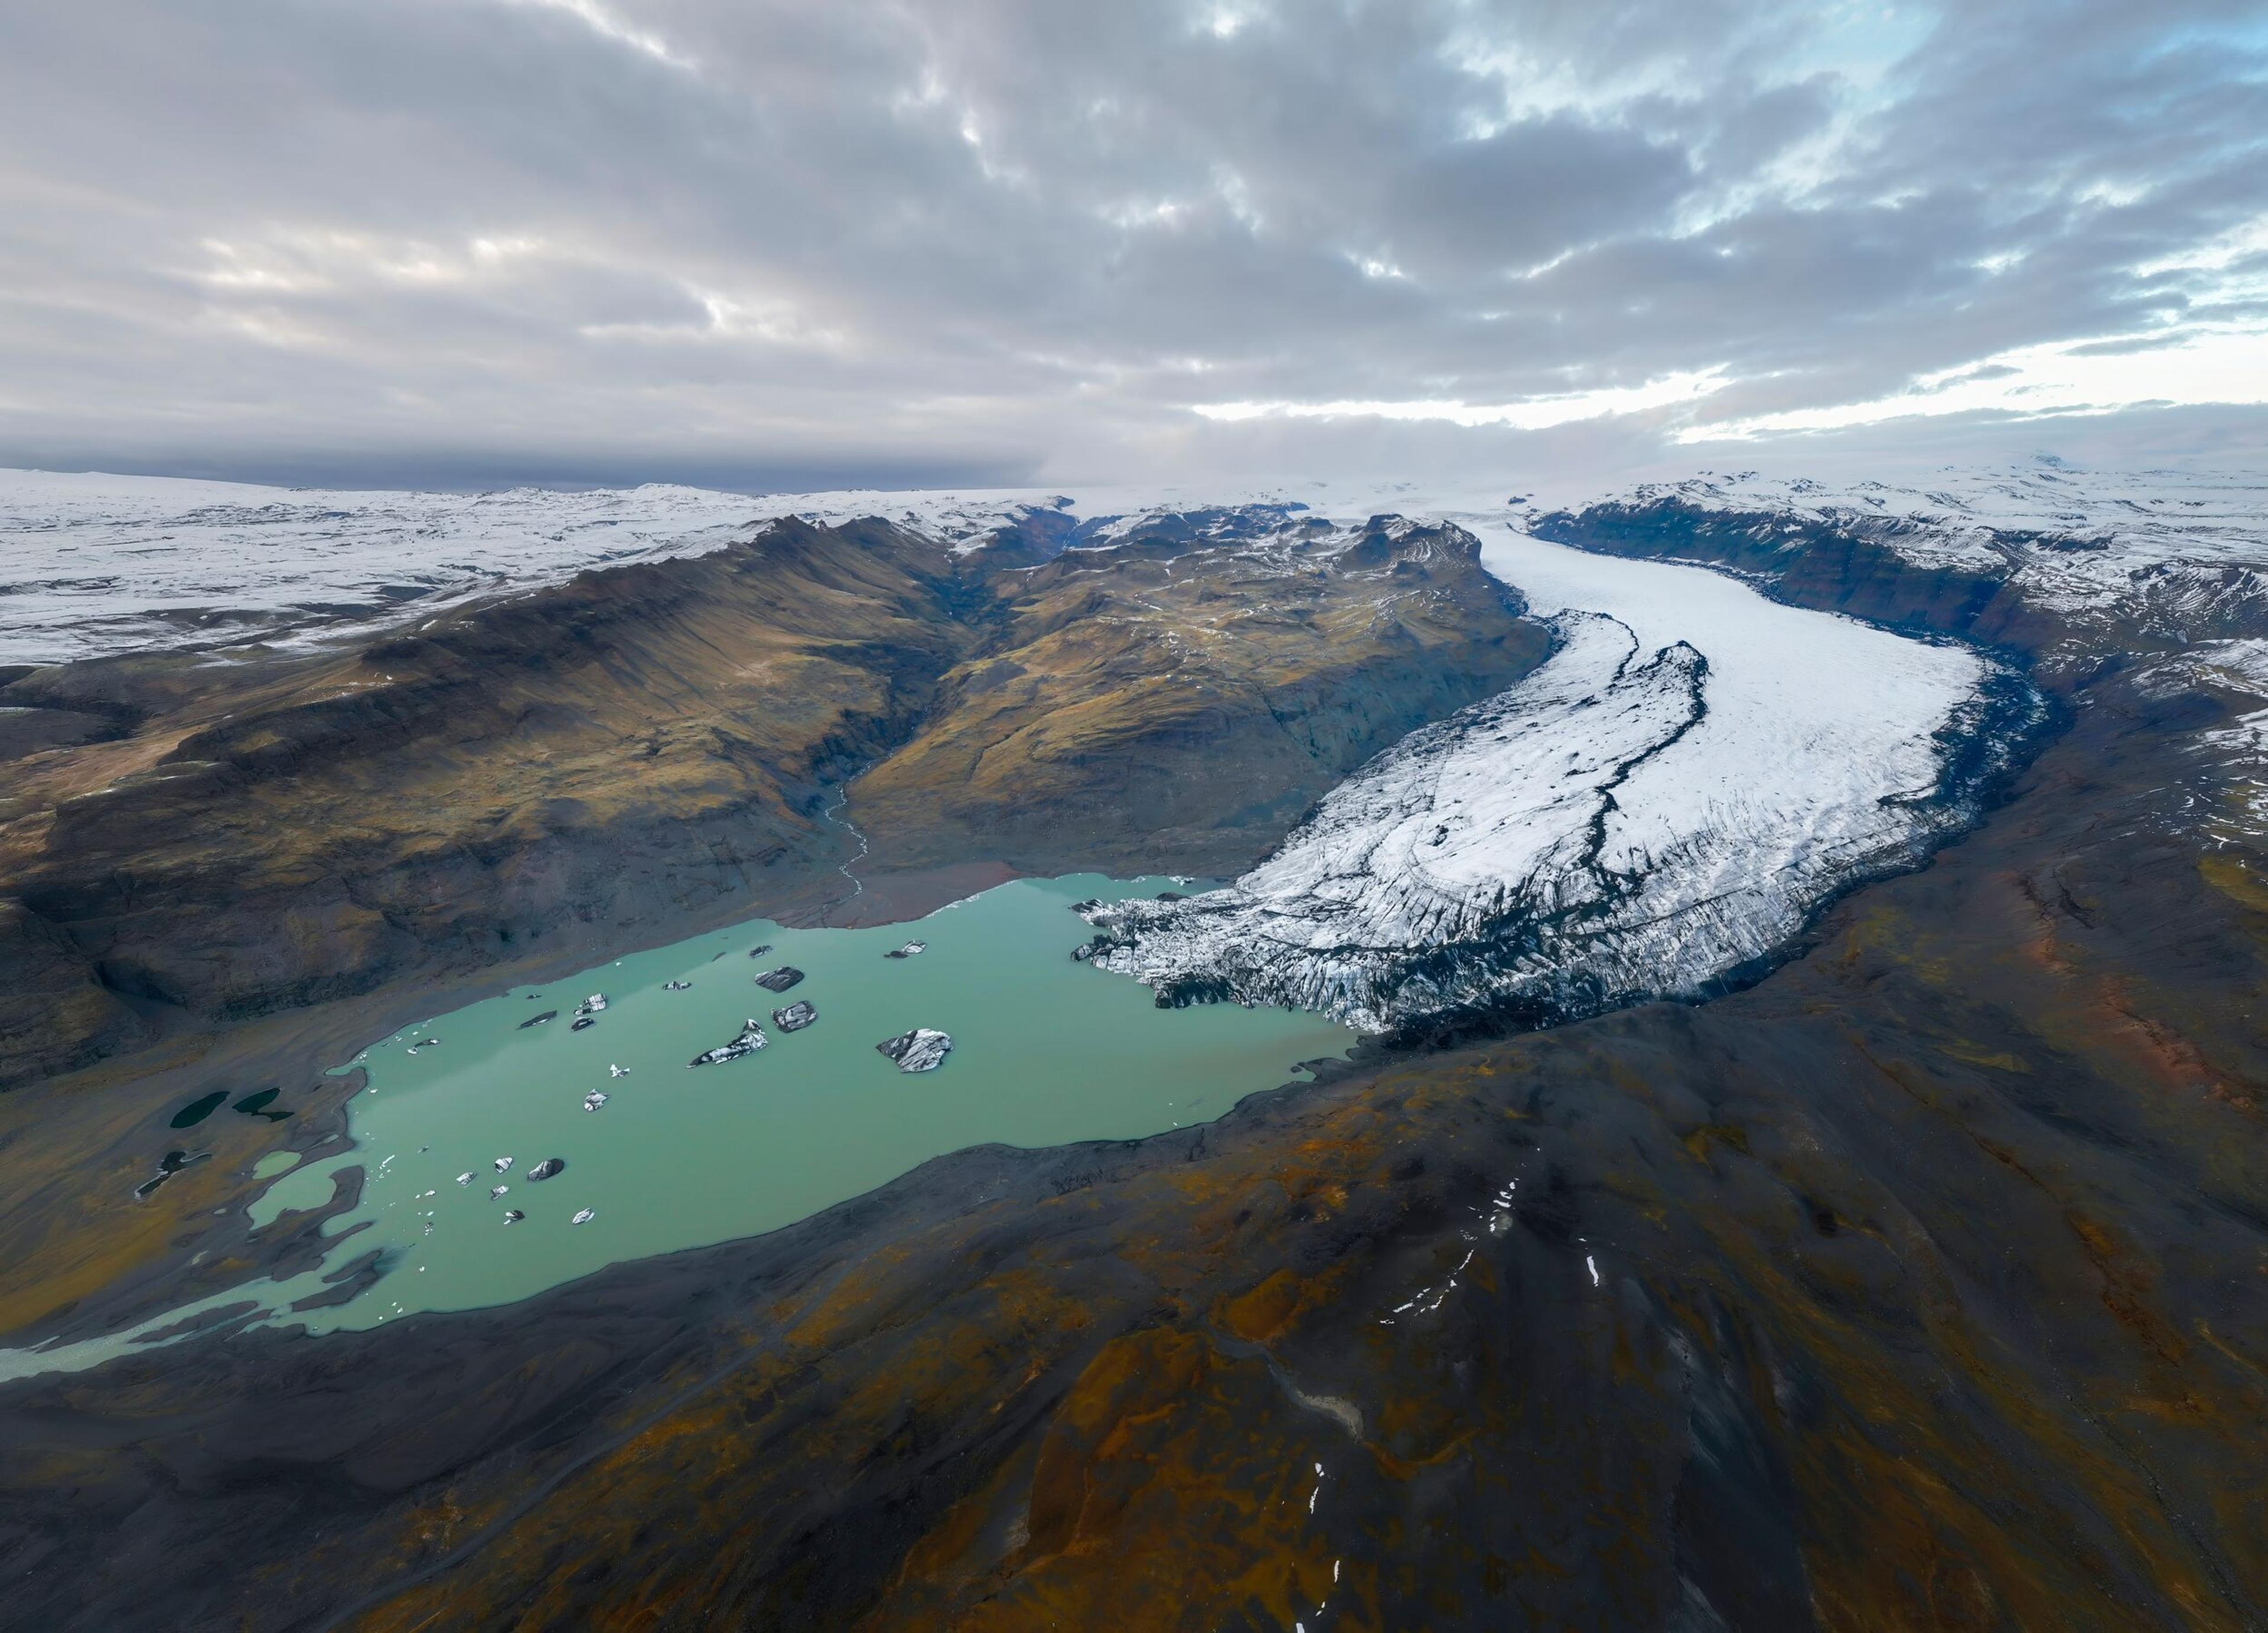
[0,876,1350,1380]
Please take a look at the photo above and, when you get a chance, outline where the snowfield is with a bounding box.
[1080,526,2021,1031]
[0,468,1068,665]
[16,458,2259,666]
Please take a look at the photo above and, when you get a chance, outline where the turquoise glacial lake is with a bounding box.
[2,875,1350,1374]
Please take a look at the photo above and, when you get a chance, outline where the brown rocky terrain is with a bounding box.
[853,514,1543,872]
[1,498,2265,1630]
[0,510,1546,1092]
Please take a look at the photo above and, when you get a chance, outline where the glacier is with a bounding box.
[1077,523,2031,1032]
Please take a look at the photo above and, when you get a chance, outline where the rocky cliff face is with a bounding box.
[0,508,1547,1089]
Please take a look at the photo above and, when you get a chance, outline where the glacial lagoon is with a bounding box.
[3,876,1350,1376]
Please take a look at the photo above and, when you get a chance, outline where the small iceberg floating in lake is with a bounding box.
[609,1063,630,1078]
[745,943,774,959]
[883,941,927,959]
[520,1010,557,1028]
[662,980,692,991]
[754,966,805,993]
[503,1209,524,1224]
[571,1208,596,1225]
[582,1090,608,1112]
[689,1018,768,1067]
[772,1000,817,1033]
[579,993,609,1013]
[456,1171,474,1185]
[876,1028,952,1073]
[493,1156,514,1173]
[489,1185,509,1200]
[527,1158,565,1182]
[571,1016,598,1031]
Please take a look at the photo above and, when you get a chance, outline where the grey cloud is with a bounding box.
[0,0,2263,490]
[1382,118,1696,278]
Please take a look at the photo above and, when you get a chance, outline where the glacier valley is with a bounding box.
[1079,524,2042,1032]
[3,464,2096,1036]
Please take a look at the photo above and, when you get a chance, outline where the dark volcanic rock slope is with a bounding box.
[0,511,1546,1091]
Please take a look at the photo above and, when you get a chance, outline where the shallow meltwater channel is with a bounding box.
[2,876,1348,1377]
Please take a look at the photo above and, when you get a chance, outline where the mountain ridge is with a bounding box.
[0,507,1549,1090]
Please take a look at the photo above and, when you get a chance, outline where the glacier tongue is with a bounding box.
[1081,613,1707,1026]
[1081,543,2022,1032]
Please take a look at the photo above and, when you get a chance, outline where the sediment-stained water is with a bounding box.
[1,876,1348,1378]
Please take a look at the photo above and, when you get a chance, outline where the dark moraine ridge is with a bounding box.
[1,516,2265,1629]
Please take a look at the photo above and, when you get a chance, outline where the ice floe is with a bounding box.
[689,1017,768,1067]
[876,1028,952,1072]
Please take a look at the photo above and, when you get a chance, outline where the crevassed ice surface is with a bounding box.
[1081,527,2005,1030]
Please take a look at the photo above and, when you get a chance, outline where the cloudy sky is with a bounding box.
[4,0,2266,491]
